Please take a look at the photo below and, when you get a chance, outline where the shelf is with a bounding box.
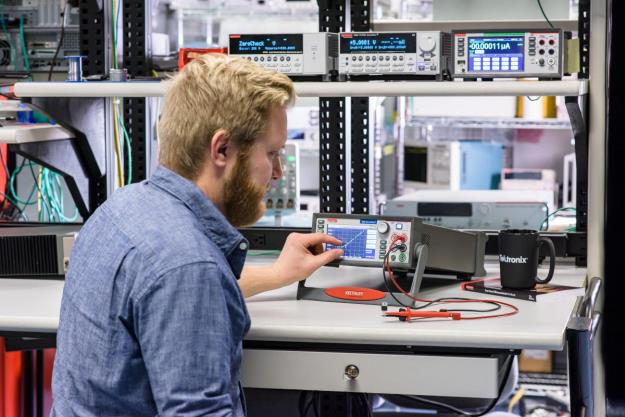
[13,80,588,98]
[0,100,31,113]
[0,124,74,144]
[407,116,572,130]
[294,80,588,97]
[372,19,578,32]
[12,82,166,98]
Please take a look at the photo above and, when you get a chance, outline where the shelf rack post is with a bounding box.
[122,0,152,184]
[79,0,108,211]
[318,0,347,214]
[348,1,372,215]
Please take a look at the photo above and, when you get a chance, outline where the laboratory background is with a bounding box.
[0,0,622,416]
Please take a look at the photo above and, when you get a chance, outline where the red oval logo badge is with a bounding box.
[324,287,386,301]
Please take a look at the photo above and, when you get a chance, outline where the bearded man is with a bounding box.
[51,54,343,417]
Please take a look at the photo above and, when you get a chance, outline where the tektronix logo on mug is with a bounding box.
[499,255,528,264]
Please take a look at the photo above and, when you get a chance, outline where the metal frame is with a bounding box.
[347,0,372,216]
[318,0,347,214]
[565,95,588,266]
[122,0,152,184]
[319,97,347,213]
[6,1,109,220]
[563,0,592,267]
[603,0,625,411]
[79,0,108,211]
[578,0,591,79]
[349,97,370,214]
[80,0,106,77]
[318,0,372,215]
[567,277,601,417]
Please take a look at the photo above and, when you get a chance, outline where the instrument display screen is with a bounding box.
[325,221,378,260]
[467,35,524,72]
[315,215,413,266]
[229,34,303,54]
[340,32,416,53]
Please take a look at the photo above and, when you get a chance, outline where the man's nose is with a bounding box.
[272,156,283,180]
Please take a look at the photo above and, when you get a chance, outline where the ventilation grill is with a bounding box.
[328,34,339,57]
[442,33,452,57]
[0,235,58,277]
[63,31,80,52]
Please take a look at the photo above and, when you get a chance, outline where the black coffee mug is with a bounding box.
[498,229,556,289]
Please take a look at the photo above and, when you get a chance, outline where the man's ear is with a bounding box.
[209,129,230,168]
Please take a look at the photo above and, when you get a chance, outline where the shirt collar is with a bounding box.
[148,165,248,275]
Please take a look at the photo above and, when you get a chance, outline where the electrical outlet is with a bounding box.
[251,234,266,248]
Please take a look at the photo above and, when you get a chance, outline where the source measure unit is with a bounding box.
[299,213,487,306]
[452,29,564,79]
[314,214,418,269]
[338,31,451,79]
[228,33,338,77]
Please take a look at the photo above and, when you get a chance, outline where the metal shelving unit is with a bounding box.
[372,19,579,32]
[0,124,74,144]
[12,79,589,98]
[406,116,573,130]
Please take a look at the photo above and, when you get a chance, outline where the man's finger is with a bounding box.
[311,248,343,268]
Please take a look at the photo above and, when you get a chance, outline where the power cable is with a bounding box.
[382,238,519,320]
[48,2,68,81]
[536,0,555,28]
[396,355,515,416]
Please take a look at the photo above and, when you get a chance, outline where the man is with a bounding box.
[51,54,343,416]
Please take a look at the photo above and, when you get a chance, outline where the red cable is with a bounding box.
[385,238,519,320]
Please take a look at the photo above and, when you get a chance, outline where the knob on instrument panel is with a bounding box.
[418,34,436,52]
[377,222,390,234]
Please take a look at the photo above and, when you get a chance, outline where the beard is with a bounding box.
[223,152,266,228]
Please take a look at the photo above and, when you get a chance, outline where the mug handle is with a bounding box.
[536,237,556,284]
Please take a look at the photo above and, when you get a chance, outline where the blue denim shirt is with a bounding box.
[51,165,251,417]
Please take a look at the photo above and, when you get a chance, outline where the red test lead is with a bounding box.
[384,307,462,321]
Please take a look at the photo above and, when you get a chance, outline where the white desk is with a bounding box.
[240,258,585,398]
[246,259,585,350]
[0,259,586,399]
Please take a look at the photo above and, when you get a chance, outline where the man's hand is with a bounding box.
[271,232,343,285]
[239,233,343,298]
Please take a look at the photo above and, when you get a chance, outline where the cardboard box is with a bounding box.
[519,349,553,373]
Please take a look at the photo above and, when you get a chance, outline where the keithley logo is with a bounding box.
[324,287,386,301]
[500,255,528,264]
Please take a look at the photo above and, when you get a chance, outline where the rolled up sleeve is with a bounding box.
[135,262,235,417]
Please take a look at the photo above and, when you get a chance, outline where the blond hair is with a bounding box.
[158,54,296,180]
